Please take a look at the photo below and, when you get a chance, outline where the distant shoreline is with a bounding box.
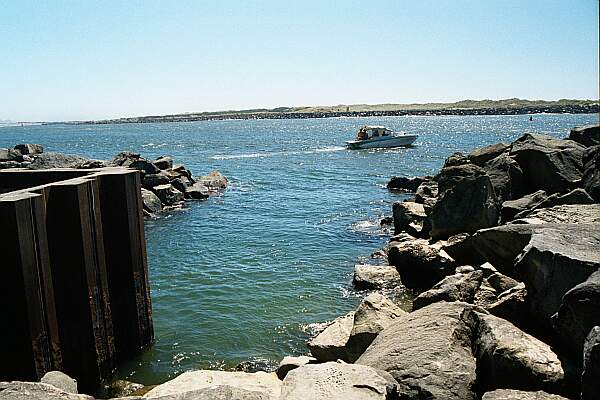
[36,98,600,125]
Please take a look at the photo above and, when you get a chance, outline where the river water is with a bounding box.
[1,113,597,384]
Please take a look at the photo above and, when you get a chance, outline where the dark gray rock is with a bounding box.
[346,293,407,362]
[482,152,526,202]
[443,151,470,167]
[0,160,22,169]
[510,133,585,194]
[141,188,163,214]
[487,272,520,293]
[386,176,426,192]
[387,239,456,290]
[104,379,144,398]
[582,145,600,202]
[392,201,428,237]
[412,270,483,310]
[185,182,210,200]
[468,142,510,166]
[481,389,569,400]
[172,164,194,181]
[154,156,173,170]
[129,159,161,175]
[171,177,190,194]
[356,301,477,400]
[463,309,564,392]
[143,172,171,189]
[442,233,486,266]
[0,147,22,162]
[501,190,548,222]
[431,164,499,239]
[152,184,184,206]
[352,264,402,290]
[14,143,43,155]
[521,188,595,217]
[307,312,354,362]
[111,151,140,167]
[486,282,528,326]
[276,356,316,380]
[414,179,438,206]
[512,204,600,225]
[569,124,600,147]
[28,152,89,169]
[582,326,600,400]
[40,371,78,394]
[76,159,109,169]
[552,270,600,357]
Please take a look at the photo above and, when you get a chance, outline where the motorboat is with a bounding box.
[346,125,417,150]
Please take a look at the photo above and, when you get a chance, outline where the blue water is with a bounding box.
[1,114,597,384]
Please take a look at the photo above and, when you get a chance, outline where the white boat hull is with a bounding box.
[346,134,418,150]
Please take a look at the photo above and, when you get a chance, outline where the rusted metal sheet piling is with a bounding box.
[0,168,153,391]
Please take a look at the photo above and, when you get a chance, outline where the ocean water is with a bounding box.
[0,113,597,384]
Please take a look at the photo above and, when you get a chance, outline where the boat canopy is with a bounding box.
[356,125,391,140]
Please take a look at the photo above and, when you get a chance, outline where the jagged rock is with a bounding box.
[481,389,569,400]
[276,356,316,380]
[533,188,594,211]
[40,371,78,394]
[129,159,161,175]
[352,265,402,290]
[346,293,406,362]
[170,177,190,194]
[510,133,585,194]
[463,309,564,392]
[582,326,600,400]
[512,204,600,225]
[280,362,398,400]
[141,188,163,214]
[387,239,456,290]
[468,142,510,166]
[387,176,425,192]
[456,265,476,273]
[392,201,427,237]
[486,282,527,325]
[111,151,141,166]
[14,143,43,155]
[414,179,438,205]
[185,182,210,200]
[0,381,92,400]
[307,312,354,362]
[76,159,109,169]
[501,190,548,222]
[474,281,498,309]
[582,145,600,202]
[152,184,184,206]
[356,301,477,400]
[172,164,194,181]
[477,262,499,278]
[482,152,526,202]
[552,270,600,357]
[442,233,485,266]
[28,152,89,169]
[514,224,600,331]
[154,156,173,170]
[143,370,281,399]
[487,272,519,293]
[380,216,393,226]
[444,152,469,167]
[430,164,499,239]
[143,172,171,189]
[198,170,228,189]
[0,147,22,162]
[569,124,600,147]
[412,270,483,310]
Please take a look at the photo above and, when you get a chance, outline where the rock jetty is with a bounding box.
[0,144,227,216]
[1,125,598,400]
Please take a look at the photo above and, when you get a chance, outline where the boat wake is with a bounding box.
[209,146,346,160]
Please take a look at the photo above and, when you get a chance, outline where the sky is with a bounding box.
[1,0,598,121]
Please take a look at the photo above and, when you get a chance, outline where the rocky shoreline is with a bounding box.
[0,145,228,216]
[1,124,599,399]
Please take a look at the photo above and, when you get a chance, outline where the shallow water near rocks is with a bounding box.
[1,113,597,384]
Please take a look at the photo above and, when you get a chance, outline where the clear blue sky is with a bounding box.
[1,0,598,121]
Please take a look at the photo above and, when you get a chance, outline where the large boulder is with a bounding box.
[142,370,281,399]
[430,164,499,239]
[141,188,163,214]
[0,147,22,162]
[552,270,600,357]
[40,371,78,394]
[152,184,184,206]
[463,309,564,392]
[280,362,398,400]
[154,156,173,170]
[0,381,92,400]
[346,293,407,362]
[356,301,477,400]
[468,142,510,166]
[198,170,228,189]
[352,264,402,290]
[512,204,600,225]
[28,152,89,169]
[501,190,548,222]
[14,143,43,155]
[129,159,161,175]
[482,152,526,202]
[387,239,456,290]
[481,389,569,400]
[412,270,483,310]
[185,182,210,200]
[142,172,171,189]
[386,176,425,192]
[569,124,600,147]
[442,233,485,266]
[392,201,428,237]
[414,179,438,206]
[307,312,354,362]
[582,326,600,400]
[510,133,585,194]
[582,145,600,202]
[471,225,531,276]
